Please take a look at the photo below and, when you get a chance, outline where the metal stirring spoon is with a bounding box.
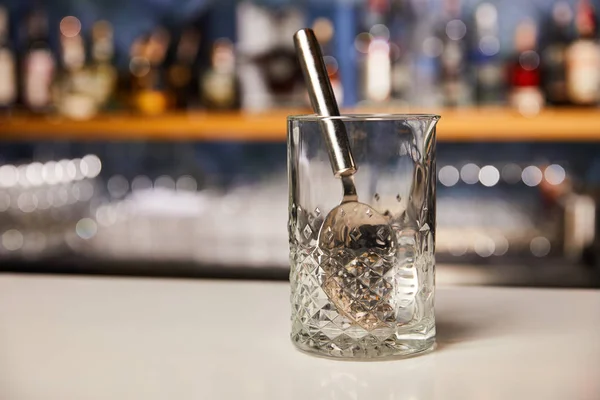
[294,29,397,330]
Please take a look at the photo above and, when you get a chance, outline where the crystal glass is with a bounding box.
[288,114,439,359]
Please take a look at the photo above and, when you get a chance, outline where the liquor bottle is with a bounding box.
[363,0,391,103]
[411,0,443,107]
[389,0,414,104]
[312,17,335,57]
[365,36,391,103]
[253,8,304,108]
[472,2,504,105]
[508,20,544,115]
[131,28,170,115]
[168,27,200,110]
[0,6,16,110]
[541,2,573,106]
[128,34,149,89]
[200,39,239,110]
[436,0,472,107]
[565,0,600,106]
[53,16,98,120]
[22,8,55,113]
[366,0,389,26]
[311,17,343,103]
[90,20,117,109]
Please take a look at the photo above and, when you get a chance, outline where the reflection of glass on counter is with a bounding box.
[73,177,288,267]
[0,156,101,259]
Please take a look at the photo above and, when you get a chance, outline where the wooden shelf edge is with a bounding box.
[0,108,599,142]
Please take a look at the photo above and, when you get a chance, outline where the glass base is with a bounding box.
[291,331,436,360]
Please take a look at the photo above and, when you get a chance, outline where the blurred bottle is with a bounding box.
[312,18,343,103]
[22,8,55,114]
[325,55,343,105]
[472,2,504,106]
[366,0,389,26]
[389,0,414,104]
[566,0,600,106]
[127,34,148,98]
[411,0,443,107]
[54,16,98,120]
[200,39,239,110]
[130,28,170,115]
[541,2,573,106]
[90,21,117,110]
[235,2,270,111]
[312,17,335,56]
[253,9,304,108]
[365,36,391,103]
[436,0,472,107]
[0,6,16,111]
[168,28,200,110]
[362,0,391,103]
[509,20,544,115]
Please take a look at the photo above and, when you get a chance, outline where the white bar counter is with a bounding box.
[0,274,598,400]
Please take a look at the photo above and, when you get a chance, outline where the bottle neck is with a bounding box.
[92,22,114,64]
[61,35,85,71]
[443,0,462,19]
[576,0,597,39]
[176,30,199,65]
[577,24,596,39]
[0,10,8,47]
[27,11,49,46]
[92,38,114,64]
[211,42,235,74]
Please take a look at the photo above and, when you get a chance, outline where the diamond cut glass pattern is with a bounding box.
[288,115,438,358]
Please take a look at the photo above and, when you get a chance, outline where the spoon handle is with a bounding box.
[293,28,357,178]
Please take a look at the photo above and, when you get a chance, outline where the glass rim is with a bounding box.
[287,113,441,122]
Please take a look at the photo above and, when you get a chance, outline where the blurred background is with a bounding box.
[0,0,600,287]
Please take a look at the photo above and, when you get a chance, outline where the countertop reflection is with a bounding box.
[0,275,598,399]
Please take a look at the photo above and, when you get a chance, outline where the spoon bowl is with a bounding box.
[317,177,398,331]
[318,202,395,252]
